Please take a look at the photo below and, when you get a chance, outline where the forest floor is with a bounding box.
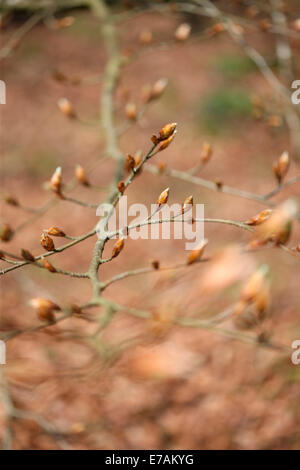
[1,7,300,449]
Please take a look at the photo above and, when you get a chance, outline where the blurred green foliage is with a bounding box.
[198,88,253,134]
[215,54,257,79]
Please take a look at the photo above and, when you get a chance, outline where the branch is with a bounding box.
[270,0,300,158]
[0,369,72,450]
[191,0,300,160]
[145,164,300,221]
[88,297,290,353]
[0,229,96,276]
[1,0,88,11]
[146,163,273,206]
[0,10,46,61]
[100,260,210,290]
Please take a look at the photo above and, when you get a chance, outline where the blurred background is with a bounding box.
[1,0,300,450]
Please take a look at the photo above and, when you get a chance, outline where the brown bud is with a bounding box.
[214,179,223,190]
[0,251,5,259]
[50,166,62,196]
[45,226,66,237]
[29,298,59,322]
[151,78,168,100]
[175,23,191,41]
[157,187,170,207]
[245,209,272,226]
[211,23,225,34]
[158,131,177,151]
[117,181,125,194]
[57,97,75,118]
[159,122,177,141]
[52,69,68,83]
[274,220,292,245]
[21,249,35,262]
[255,199,297,245]
[49,16,74,30]
[267,115,282,128]
[257,331,271,344]
[41,233,55,252]
[112,238,125,259]
[247,239,268,250]
[125,102,137,120]
[70,304,82,314]
[0,223,14,242]
[200,142,212,163]
[259,19,271,32]
[131,150,143,175]
[57,16,74,28]
[41,256,56,273]
[140,84,153,103]
[151,134,160,145]
[75,164,89,186]
[273,151,290,184]
[187,239,208,265]
[151,259,160,270]
[124,154,135,172]
[70,422,86,434]
[4,194,19,207]
[157,161,167,173]
[139,30,152,44]
[133,150,143,167]
[241,265,269,303]
[254,283,271,319]
[182,195,193,214]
